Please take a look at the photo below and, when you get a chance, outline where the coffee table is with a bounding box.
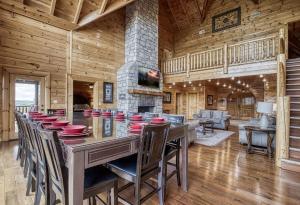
[198,119,214,135]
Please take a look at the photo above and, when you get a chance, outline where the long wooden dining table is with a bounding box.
[62,112,189,205]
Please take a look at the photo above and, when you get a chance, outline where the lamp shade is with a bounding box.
[257,102,273,114]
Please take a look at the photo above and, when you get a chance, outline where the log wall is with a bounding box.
[173,0,300,57]
[0,8,125,141]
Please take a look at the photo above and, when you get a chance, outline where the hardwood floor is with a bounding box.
[1,126,300,205]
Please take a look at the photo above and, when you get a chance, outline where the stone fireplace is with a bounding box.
[117,0,163,114]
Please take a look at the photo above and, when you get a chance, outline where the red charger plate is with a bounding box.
[52,120,69,126]
[63,125,86,134]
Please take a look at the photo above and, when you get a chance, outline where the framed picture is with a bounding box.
[212,7,241,33]
[103,82,113,103]
[207,95,214,106]
[102,118,113,137]
[163,92,172,103]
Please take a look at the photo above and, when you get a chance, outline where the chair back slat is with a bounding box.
[138,123,170,172]
[28,121,46,165]
[37,125,67,203]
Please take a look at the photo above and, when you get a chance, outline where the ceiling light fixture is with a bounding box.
[172,82,176,86]
[237,80,241,84]
[183,84,187,88]
[189,81,192,84]
[223,84,227,87]
[228,85,232,89]
[231,77,235,80]
[260,74,264,78]
[216,81,220,85]
[263,78,267,82]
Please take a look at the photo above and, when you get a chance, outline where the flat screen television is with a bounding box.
[138,68,160,89]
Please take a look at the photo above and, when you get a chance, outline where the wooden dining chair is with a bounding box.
[27,120,50,205]
[15,112,26,166]
[37,125,119,205]
[161,114,185,193]
[20,118,37,196]
[107,123,170,205]
[163,125,187,199]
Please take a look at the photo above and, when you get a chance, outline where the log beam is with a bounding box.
[73,0,84,24]
[76,0,135,30]
[49,0,57,15]
[98,0,109,14]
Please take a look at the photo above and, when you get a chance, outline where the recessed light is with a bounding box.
[216,81,220,85]
[183,84,186,88]
[228,85,232,89]
[172,82,176,86]
[208,79,211,82]
[231,77,235,80]
[189,81,192,84]
[242,82,246,86]
[223,84,227,87]
[260,74,264,78]
[263,78,267,82]
[169,86,172,89]
[246,84,249,88]
[237,80,241,84]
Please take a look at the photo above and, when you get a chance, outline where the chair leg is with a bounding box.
[26,158,34,195]
[163,162,167,200]
[134,181,141,205]
[112,181,118,205]
[176,150,181,186]
[34,166,41,205]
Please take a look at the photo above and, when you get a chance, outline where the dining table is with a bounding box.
[61,112,189,205]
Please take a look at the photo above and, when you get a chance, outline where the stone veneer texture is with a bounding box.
[117,0,162,114]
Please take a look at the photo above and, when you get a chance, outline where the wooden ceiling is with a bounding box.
[0,0,261,31]
[161,0,261,31]
[0,0,134,30]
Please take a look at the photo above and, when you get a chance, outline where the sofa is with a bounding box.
[161,113,197,144]
[239,118,276,147]
[193,110,230,130]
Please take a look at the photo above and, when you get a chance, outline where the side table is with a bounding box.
[244,126,276,158]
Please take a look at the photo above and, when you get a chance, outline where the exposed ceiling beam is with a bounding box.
[76,0,135,30]
[0,0,76,30]
[250,0,260,4]
[200,0,209,23]
[73,0,84,24]
[166,0,182,30]
[98,0,109,14]
[49,0,57,15]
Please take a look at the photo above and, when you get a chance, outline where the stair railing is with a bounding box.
[276,27,290,167]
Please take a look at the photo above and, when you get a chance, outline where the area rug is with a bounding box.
[194,130,235,146]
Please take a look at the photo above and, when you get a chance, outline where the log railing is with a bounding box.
[162,35,278,76]
[15,105,32,113]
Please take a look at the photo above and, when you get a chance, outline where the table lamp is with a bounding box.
[257,102,273,128]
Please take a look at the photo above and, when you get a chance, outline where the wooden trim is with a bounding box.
[2,70,9,141]
[76,0,135,30]
[73,0,84,24]
[49,0,57,15]
[128,89,164,96]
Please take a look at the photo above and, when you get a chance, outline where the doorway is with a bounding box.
[9,74,47,140]
[288,21,300,59]
[187,93,198,119]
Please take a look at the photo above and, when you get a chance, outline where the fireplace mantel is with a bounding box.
[128,89,164,96]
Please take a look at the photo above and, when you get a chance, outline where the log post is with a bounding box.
[223,43,228,74]
[186,53,190,77]
[276,96,290,167]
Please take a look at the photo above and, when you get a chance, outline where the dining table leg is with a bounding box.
[68,151,85,205]
[180,127,189,192]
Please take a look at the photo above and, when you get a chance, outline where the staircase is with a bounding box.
[281,57,300,172]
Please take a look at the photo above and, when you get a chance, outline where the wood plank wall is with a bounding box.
[0,8,125,141]
[173,0,300,57]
